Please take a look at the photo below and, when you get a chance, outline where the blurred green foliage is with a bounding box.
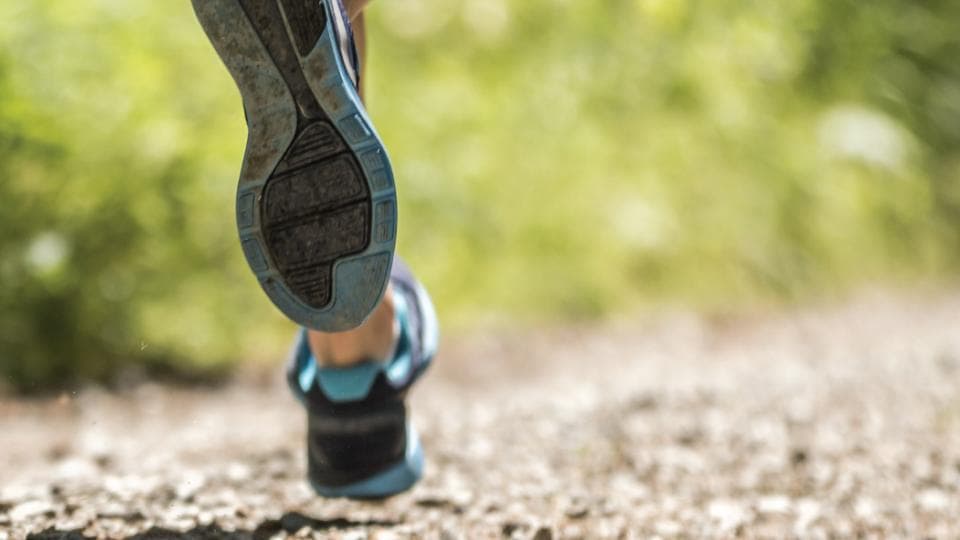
[1,0,958,391]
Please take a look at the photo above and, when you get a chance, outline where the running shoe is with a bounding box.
[193,0,397,331]
[286,259,438,498]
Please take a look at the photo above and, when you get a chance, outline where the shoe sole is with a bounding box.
[193,0,397,331]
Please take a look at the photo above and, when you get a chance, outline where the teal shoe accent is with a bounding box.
[315,362,384,402]
[309,422,424,499]
[297,356,317,397]
[383,291,413,387]
[305,288,415,403]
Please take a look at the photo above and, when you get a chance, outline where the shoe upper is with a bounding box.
[327,0,361,88]
[304,374,409,487]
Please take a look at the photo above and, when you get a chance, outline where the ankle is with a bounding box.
[307,285,397,367]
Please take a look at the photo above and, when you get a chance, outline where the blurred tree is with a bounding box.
[802,0,960,249]
[0,0,957,391]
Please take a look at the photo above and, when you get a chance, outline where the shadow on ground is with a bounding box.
[26,512,398,540]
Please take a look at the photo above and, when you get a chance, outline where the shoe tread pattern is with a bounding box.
[238,0,372,309]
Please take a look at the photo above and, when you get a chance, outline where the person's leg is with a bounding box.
[194,0,434,499]
[346,0,370,60]
[307,283,397,367]
[345,0,374,19]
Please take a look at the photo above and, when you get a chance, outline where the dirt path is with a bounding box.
[3,290,960,538]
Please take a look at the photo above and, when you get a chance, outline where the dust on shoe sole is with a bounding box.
[240,0,371,310]
[194,0,398,328]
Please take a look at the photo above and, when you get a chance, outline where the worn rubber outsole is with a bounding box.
[193,0,397,331]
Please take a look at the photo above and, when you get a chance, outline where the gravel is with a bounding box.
[2,289,960,538]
